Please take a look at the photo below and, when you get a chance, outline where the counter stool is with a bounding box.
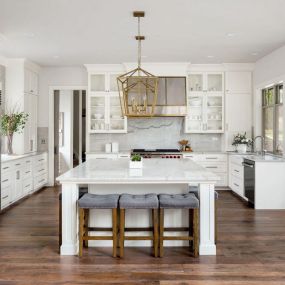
[58,188,87,252]
[158,193,199,257]
[78,193,119,257]
[119,194,159,258]
[189,185,218,242]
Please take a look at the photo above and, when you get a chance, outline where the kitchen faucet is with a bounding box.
[254,136,266,156]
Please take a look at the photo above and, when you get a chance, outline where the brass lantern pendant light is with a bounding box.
[117,11,159,117]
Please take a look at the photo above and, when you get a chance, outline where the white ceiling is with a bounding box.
[0,0,285,66]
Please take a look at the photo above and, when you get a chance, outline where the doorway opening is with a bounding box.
[53,89,86,183]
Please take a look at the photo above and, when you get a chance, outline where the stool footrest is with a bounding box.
[163,236,194,241]
[124,236,153,241]
[164,227,190,232]
[86,227,113,231]
[83,236,113,241]
[125,227,154,232]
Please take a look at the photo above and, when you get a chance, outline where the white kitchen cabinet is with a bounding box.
[186,72,224,133]
[228,155,245,198]
[1,152,48,211]
[183,153,228,187]
[89,93,127,133]
[188,72,224,93]
[185,93,224,133]
[5,59,39,155]
[90,72,120,92]
[24,68,39,95]
[225,71,252,151]
[225,71,251,94]
[86,67,128,134]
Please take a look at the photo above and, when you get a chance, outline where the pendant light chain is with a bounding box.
[138,16,141,69]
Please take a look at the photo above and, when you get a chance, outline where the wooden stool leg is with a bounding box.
[189,209,193,249]
[152,209,159,258]
[79,208,84,257]
[159,208,164,257]
[119,209,125,258]
[193,208,199,257]
[112,208,117,258]
[84,209,89,248]
[215,201,218,243]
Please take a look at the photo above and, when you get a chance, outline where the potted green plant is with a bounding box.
[232,132,252,153]
[0,110,28,155]
[129,154,143,169]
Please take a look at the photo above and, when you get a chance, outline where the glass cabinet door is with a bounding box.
[109,94,125,131]
[186,95,204,132]
[89,96,106,131]
[207,73,223,92]
[109,74,119,92]
[206,96,223,131]
[90,74,106,92]
[188,74,204,92]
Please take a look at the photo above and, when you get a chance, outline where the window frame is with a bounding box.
[262,83,283,155]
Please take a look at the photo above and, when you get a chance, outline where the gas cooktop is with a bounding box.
[131,149,182,159]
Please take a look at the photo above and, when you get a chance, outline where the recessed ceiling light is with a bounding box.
[251,52,258,56]
[227,33,235,37]
[207,55,214,58]
[53,55,60,59]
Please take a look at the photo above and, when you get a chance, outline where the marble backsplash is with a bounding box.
[89,118,222,152]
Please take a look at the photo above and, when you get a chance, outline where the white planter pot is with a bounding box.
[129,159,143,169]
[236,144,247,153]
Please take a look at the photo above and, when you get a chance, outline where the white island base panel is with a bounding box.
[60,183,216,256]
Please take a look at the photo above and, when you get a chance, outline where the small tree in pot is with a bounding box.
[0,109,28,155]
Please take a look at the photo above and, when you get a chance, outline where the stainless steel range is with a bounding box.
[131,149,183,159]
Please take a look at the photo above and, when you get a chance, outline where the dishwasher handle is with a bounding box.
[242,162,254,168]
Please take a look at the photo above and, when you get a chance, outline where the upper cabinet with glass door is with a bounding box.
[185,72,224,133]
[88,70,127,134]
[187,72,224,93]
[90,72,120,93]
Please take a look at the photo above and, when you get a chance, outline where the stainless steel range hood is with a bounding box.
[153,76,187,117]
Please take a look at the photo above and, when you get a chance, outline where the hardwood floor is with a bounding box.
[1,187,285,284]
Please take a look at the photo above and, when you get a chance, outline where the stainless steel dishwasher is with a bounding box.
[243,159,255,206]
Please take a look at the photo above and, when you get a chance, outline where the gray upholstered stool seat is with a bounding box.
[78,193,119,209]
[119,194,159,209]
[159,193,199,209]
[188,185,218,199]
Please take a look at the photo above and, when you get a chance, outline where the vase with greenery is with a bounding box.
[129,154,143,169]
[232,132,253,153]
[0,111,29,155]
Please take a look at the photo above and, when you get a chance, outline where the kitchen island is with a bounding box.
[57,158,220,256]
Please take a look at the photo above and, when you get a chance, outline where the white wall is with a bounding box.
[38,66,87,127]
[59,90,73,174]
[253,44,285,155]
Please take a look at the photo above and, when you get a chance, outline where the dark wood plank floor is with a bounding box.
[1,187,285,284]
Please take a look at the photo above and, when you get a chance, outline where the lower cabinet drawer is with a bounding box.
[199,162,227,173]
[23,177,33,195]
[34,163,47,177]
[231,164,243,180]
[1,186,12,209]
[34,173,47,190]
[231,176,244,197]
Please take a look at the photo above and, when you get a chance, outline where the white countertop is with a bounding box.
[243,154,285,162]
[57,158,220,184]
[1,152,46,163]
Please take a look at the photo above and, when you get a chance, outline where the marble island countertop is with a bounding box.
[243,154,285,162]
[57,158,220,184]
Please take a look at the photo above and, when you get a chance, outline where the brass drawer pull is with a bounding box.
[2,179,9,183]
[234,183,239,187]
[2,195,9,199]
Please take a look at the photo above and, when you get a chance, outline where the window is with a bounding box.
[262,84,283,155]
